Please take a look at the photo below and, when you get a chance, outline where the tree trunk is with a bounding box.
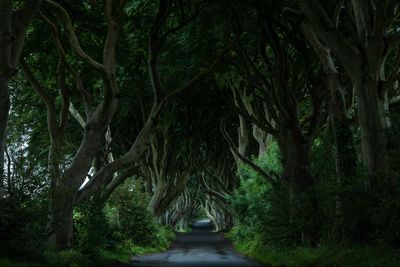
[47,127,102,249]
[332,117,357,179]
[331,115,357,242]
[149,180,166,216]
[278,129,312,187]
[0,74,10,199]
[237,115,248,157]
[356,77,389,177]
[47,185,74,249]
[277,128,318,245]
[252,124,268,157]
[48,139,63,190]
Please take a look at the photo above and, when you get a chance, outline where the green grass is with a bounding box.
[227,230,400,267]
[0,227,176,267]
[99,226,176,266]
[0,258,43,267]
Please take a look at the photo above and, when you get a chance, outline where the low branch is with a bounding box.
[220,115,277,186]
[101,166,137,201]
[69,102,85,128]
[75,99,167,202]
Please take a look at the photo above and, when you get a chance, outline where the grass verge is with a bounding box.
[227,229,400,267]
[0,226,176,267]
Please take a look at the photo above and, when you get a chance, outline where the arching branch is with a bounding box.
[220,115,278,186]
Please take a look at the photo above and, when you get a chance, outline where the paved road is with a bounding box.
[129,220,262,267]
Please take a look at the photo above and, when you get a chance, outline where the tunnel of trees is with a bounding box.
[1,0,400,266]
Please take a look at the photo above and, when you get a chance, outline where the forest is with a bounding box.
[1,0,400,266]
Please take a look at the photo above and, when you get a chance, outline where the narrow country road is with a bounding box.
[129,220,262,267]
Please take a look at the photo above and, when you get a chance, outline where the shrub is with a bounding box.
[109,178,159,246]
[0,195,47,259]
[73,197,111,258]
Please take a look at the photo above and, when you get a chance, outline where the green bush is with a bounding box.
[156,226,176,250]
[74,197,111,258]
[228,235,400,267]
[229,141,304,246]
[109,178,160,246]
[0,195,47,259]
[42,249,91,267]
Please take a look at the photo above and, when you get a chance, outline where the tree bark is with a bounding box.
[356,77,389,177]
[0,0,13,199]
[298,0,392,177]
[0,0,42,198]
[47,185,74,249]
[277,125,312,188]
[0,74,10,198]
[277,126,318,245]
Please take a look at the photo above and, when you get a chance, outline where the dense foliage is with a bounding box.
[228,115,400,266]
[1,0,400,266]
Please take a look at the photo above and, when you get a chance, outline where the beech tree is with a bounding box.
[2,1,400,265]
[298,0,400,178]
[16,0,238,249]
[217,1,329,244]
[0,0,42,198]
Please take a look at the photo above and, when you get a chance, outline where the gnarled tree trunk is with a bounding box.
[48,184,74,249]
[0,0,42,198]
[277,126,318,245]
[298,0,395,178]
[0,75,10,198]
[356,77,389,176]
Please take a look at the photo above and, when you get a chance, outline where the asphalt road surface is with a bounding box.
[129,219,262,267]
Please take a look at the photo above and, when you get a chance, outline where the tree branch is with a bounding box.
[44,0,107,73]
[57,61,70,133]
[38,10,92,104]
[11,0,43,67]
[298,0,362,81]
[20,59,59,136]
[148,0,170,101]
[220,115,277,186]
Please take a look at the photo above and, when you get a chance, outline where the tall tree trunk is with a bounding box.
[48,139,63,189]
[0,0,12,198]
[0,74,10,198]
[278,128,312,187]
[298,0,393,178]
[326,74,357,180]
[356,78,389,177]
[332,118,357,180]
[277,128,317,245]
[0,0,42,198]
[47,127,102,249]
[47,137,75,249]
[47,184,74,249]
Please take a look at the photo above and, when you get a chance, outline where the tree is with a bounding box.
[218,0,329,244]
[0,0,42,198]
[17,0,237,249]
[298,0,400,178]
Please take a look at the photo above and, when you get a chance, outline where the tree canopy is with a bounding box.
[1,1,400,266]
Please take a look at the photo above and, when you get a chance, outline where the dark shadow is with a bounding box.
[190,218,215,232]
